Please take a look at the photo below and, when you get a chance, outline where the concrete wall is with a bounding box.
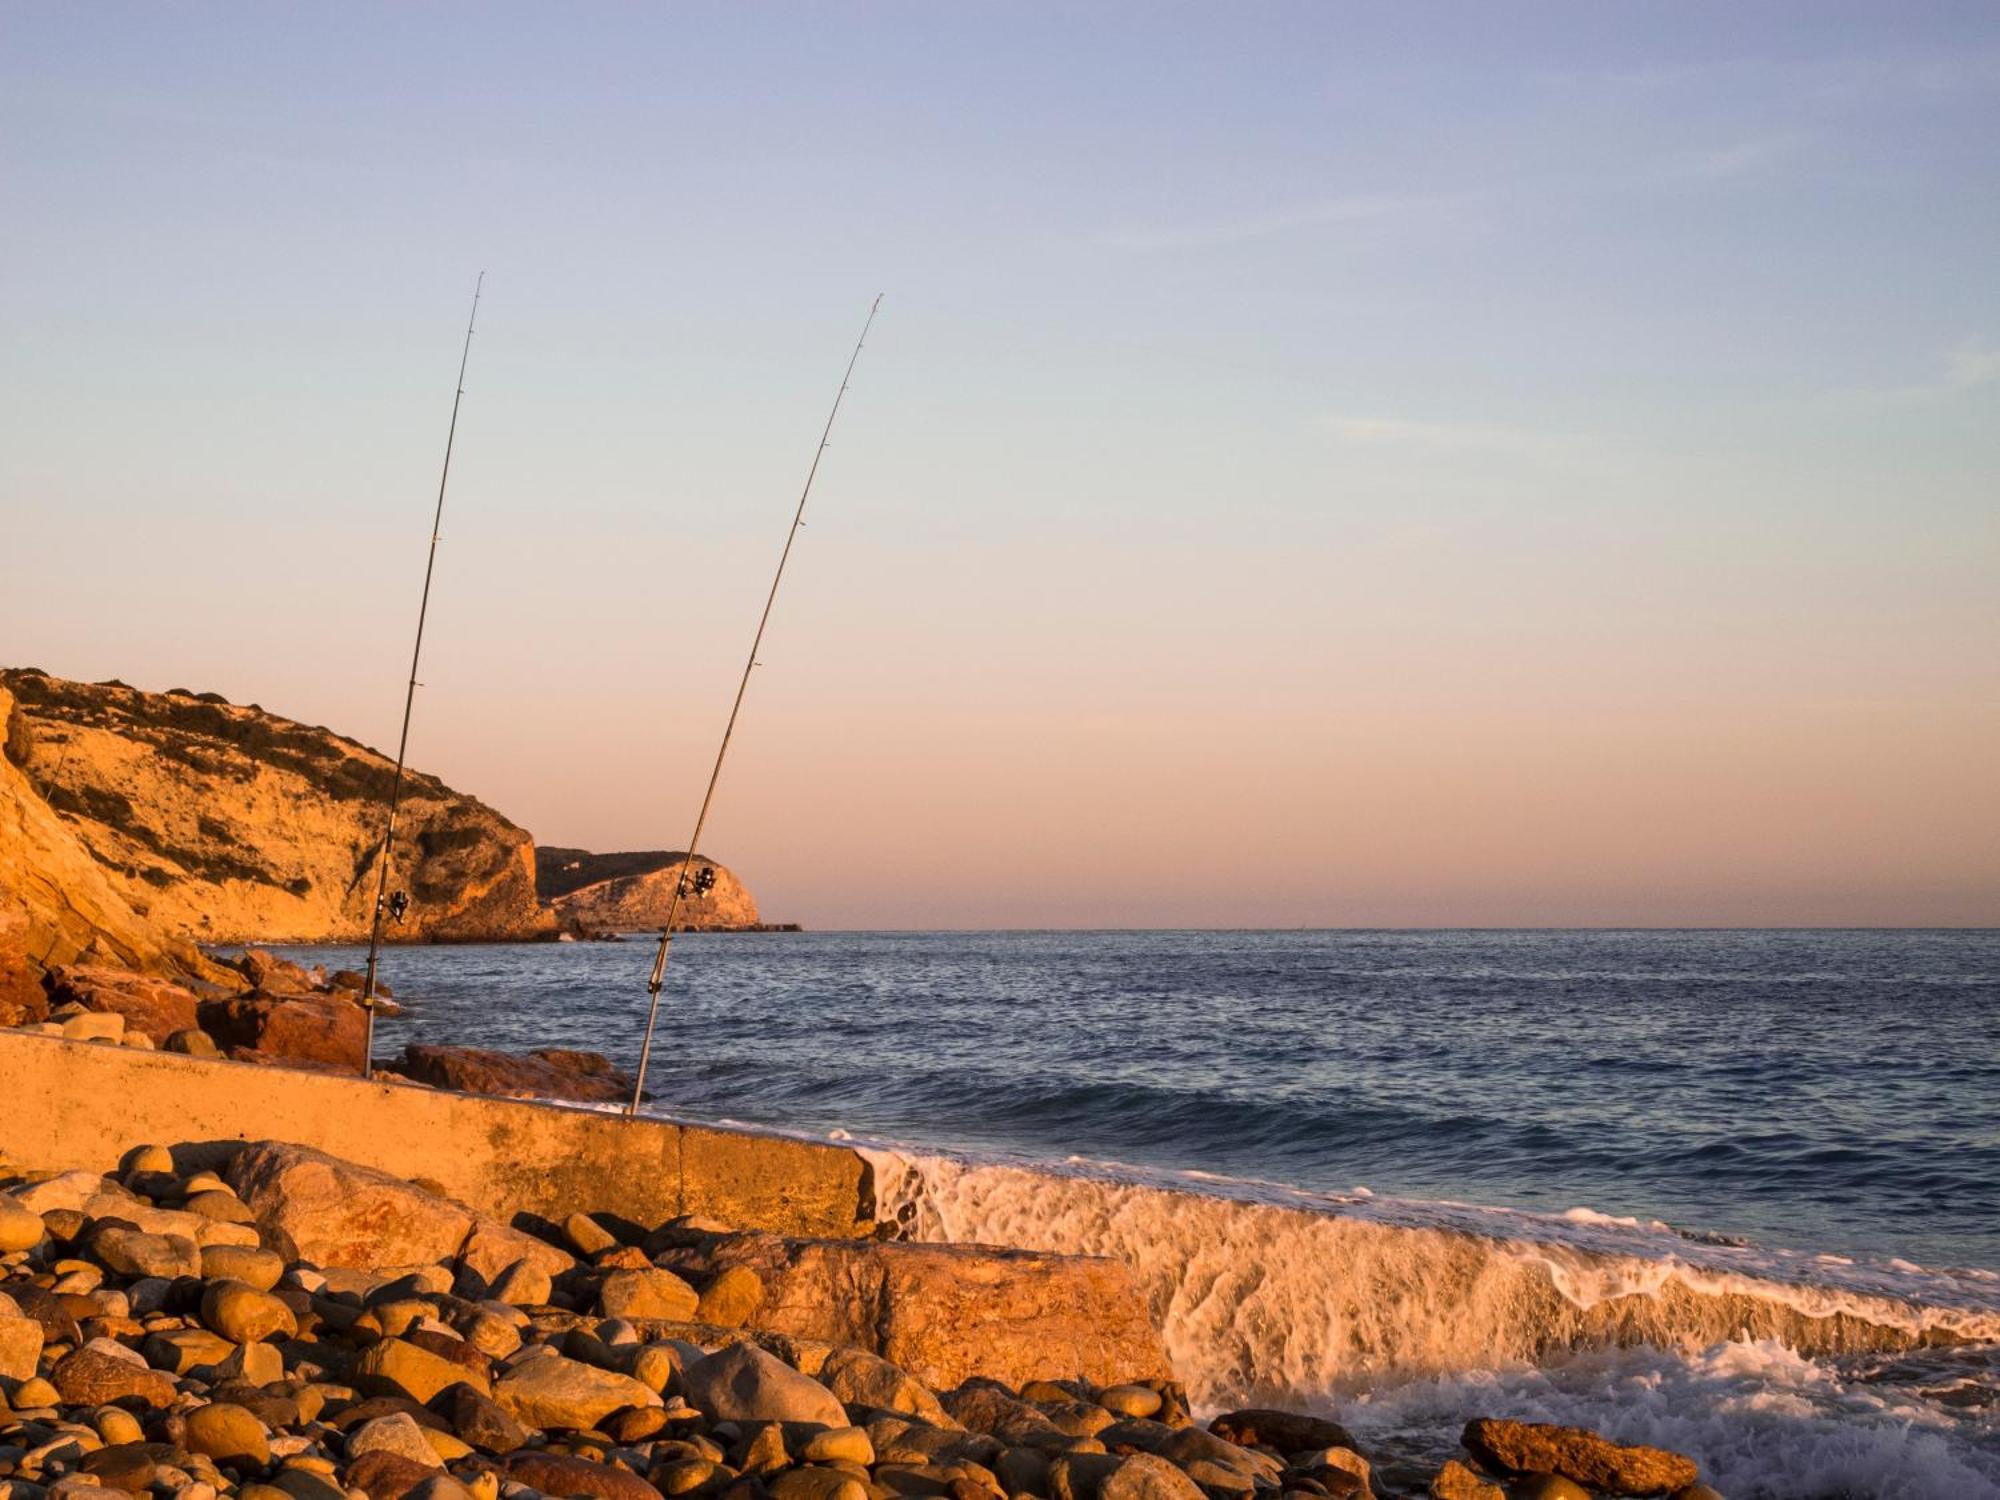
[0,1031,873,1237]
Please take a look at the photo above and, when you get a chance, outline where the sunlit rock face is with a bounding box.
[538,846,761,931]
[0,667,552,946]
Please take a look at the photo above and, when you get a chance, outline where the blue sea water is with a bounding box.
[272,929,2000,1497]
[285,928,1999,1269]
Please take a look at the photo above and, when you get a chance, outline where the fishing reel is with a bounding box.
[678,865,718,899]
[387,889,410,924]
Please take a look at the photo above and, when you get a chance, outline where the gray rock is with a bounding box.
[682,1341,848,1427]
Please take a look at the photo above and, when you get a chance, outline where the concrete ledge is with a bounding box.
[0,1030,872,1237]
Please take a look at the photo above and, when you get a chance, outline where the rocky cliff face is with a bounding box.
[0,669,552,946]
[538,847,761,931]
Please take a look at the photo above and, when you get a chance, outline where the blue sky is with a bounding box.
[3,4,1996,925]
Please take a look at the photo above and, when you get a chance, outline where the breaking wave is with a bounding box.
[863,1147,2000,1499]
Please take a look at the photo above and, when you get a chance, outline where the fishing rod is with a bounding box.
[359,272,485,1079]
[628,294,884,1116]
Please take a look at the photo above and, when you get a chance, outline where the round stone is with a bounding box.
[185,1401,273,1470]
[1096,1385,1162,1420]
[200,1281,297,1344]
[0,1198,46,1252]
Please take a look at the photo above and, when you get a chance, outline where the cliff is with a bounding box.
[538,846,762,931]
[0,668,553,947]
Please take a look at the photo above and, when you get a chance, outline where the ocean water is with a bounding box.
[273,929,2000,1499]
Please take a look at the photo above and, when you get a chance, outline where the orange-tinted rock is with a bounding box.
[506,1452,665,1500]
[392,1043,634,1103]
[1210,1410,1360,1458]
[51,1345,178,1407]
[199,994,365,1071]
[1461,1419,1698,1496]
[228,1141,474,1269]
[44,964,200,1043]
[347,1449,444,1500]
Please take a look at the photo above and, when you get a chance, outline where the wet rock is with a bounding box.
[505,1452,665,1500]
[1461,1420,1698,1497]
[493,1352,661,1430]
[393,1044,636,1104]
[682,1342,848,1427]
[1427,1462,1502,1500]
[1209,1411,1358,1458]
[1510,1478,1592,1500]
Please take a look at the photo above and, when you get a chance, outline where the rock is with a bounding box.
[493,1352,661,1430]
[485,1258,552,1307]
[201,1279,298,1342]
[1097,1386,1162,1420]
[167,1027,222,1057]
[50,1344,177,1407]
[228,1141,474,1269]
[0,670,555,947]
[696,1266,765,1327]
[184,1402,273,1469]
[1510,1479,1592,1500]
[504,1453,664,1500]
[601,1268,701,1321]
[766,1470,867,1500]
[406,1478,479,1500]
[1050,1452,1124,1500]
[457,1219,574,1294]
[799,1427,875,1465]
[81,1441,175,1492]
[541,849,761,933]
[1671,1487,1725,1500]
[681,1342,848,1427]
[393,1044,636,1104]
[0,1196,47,1250]
[1210,1411,1358,1458]
[62,1009,126,1042]
[9,1168,108,1215]
[91,1225,201,1280]
[1100,1455,1206,1500]
[1461,1420,1698,1497]
[1428,1466,1503,1500]
[432,1382,527,1454]
[346,1450,443,1500]
[143,1327,237,1374]
[217,1338,286,1386]
[201,1244,287,1290]
[564,1212,620,1257]
[235,948,325,992]
[356,1339,489,1403]
[667,1234,1169,1391]
[817,1347,954,1427]
[347,1413,443,1470]
[44,966,200,1044]
[198,994,364,1071]
[0,1312,43,1380]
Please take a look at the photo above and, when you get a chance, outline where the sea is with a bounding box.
[270,929,2000,1500]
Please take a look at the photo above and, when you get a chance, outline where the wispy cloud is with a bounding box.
[1662,133,1805,182]
[1320,414,1602,464]
[1098,192,1469,252]
[1840,340,2000,404]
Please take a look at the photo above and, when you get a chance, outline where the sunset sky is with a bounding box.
[4,4,1996,927]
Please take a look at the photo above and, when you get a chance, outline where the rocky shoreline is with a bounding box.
[0,1134,1723,1500]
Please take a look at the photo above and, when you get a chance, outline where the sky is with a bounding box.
[2,3,1996,928]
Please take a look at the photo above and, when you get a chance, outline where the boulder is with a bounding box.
[600,1267,700,1321]
[91,1225,201,1280]
[346,1412,444,1470]
[356,1338,489,1403]
[43,965,200,1043]
[1461,1420,1698,1497]
[200,1279,299,1342]
[1101,1455,1206,1500]
[184,1401,273,1469]
[51,1344,178,1407]
[346,1450,442,1500]
[228,1141,473,1268]
[681,1341,848,1427]
[504,1452,665,1500]
[493,1352,661,1430]
[1210,1410,1360,1458]
[393,1043,635,1103]
[432,1381,527,1453]
[458,1218,575,1292]
[664,1234,1169,1390]
[198,994,365,1072]
[1429,1461,1504,1500]
[816,1346,954,1426]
